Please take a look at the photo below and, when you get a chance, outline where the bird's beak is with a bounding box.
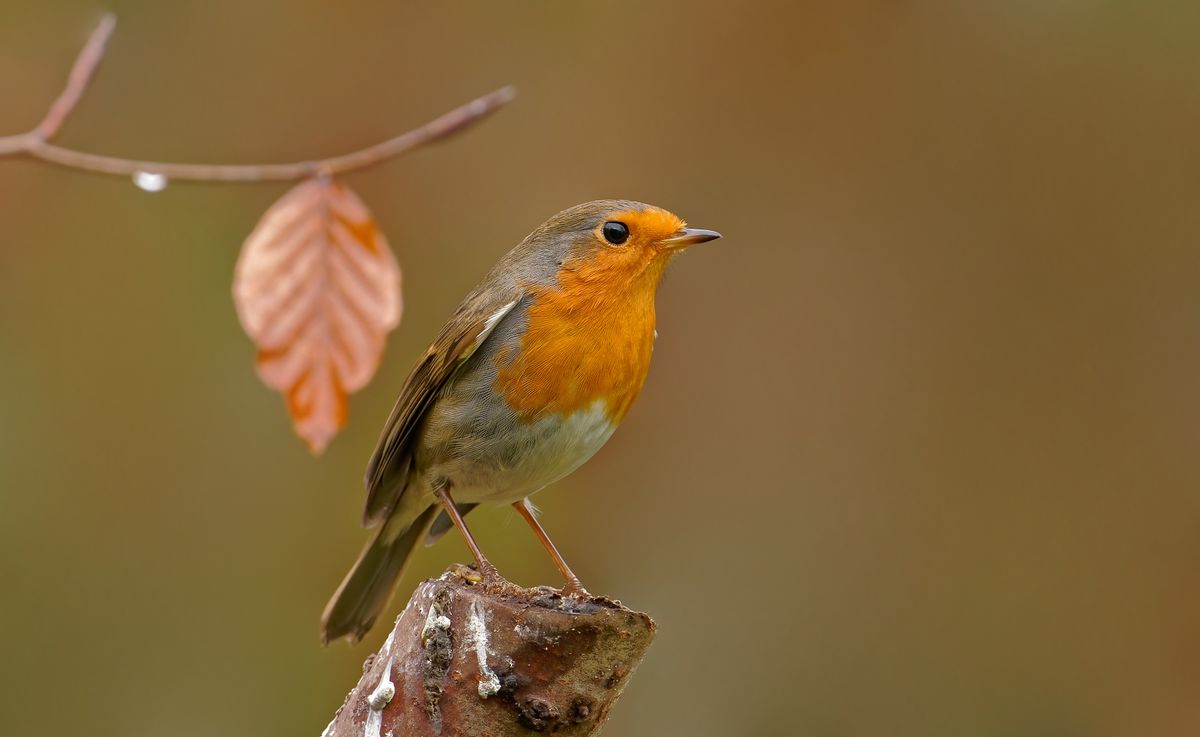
[658,227,722,250]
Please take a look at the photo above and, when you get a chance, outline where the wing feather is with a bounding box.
[361,293,521,525]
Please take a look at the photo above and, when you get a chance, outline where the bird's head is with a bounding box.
[511,200,721,294]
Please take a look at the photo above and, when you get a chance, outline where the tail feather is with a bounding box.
[425,503,478,547]
[321,505,438,645]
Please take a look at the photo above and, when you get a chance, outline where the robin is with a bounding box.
[321,199,720,644]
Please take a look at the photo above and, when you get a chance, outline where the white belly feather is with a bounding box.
[423,399,617,504]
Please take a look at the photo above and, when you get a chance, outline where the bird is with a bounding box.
[321,199,720,644]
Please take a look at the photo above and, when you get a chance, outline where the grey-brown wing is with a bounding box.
[362,291,521,526]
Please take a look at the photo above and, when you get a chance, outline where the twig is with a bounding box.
[33,13,117,140]
[27,88,515,181]
[0,15,515,182]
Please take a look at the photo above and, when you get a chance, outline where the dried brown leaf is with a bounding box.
[234,177,401,453]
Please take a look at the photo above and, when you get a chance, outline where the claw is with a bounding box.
[449,562,484,583]
[561,579,592,600]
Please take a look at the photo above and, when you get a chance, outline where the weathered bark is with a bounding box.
[322,571,656,737]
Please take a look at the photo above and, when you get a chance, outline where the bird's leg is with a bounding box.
[434,486,501,583]
[513,498,592,599]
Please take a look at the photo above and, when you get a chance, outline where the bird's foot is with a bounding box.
[449,562,484,583]
[450,561,519,593]
[560,578,593,601]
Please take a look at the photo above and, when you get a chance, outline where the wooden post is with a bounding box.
[323,571,655,736]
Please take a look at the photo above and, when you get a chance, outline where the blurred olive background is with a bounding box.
[2,2,1199,735]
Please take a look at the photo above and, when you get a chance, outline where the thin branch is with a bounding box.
[0,133,32,156]
[27,87,516,181]
[0,15,516,182]
[33,13,117,140]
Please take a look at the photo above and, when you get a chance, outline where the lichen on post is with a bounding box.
[322,571,655,736]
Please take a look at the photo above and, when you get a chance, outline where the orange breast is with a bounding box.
[494,251,667,424]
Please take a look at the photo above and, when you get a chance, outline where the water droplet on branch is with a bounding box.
[132,171,168,192]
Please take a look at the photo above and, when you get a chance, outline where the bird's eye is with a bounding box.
[602,221,630,245]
